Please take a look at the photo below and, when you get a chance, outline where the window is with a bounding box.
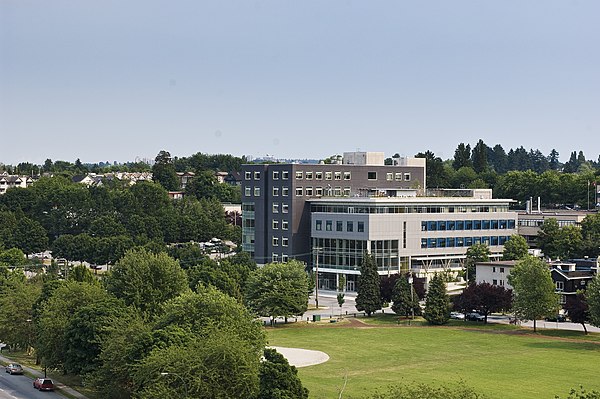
[295,187,303,196]
[272,203,279,213]
[272,220,279,229]
[336,221,343,231]
[282,254,288,262]
[296,171,303,179]
[253,187,260,196]
[282,187,289,196]
[344,171,351,180]
[326,220,332,231]
[272,237,279,246]
[358,221,365,232]
[500,280,505,286]
[343,187,351,196]
[556,281,564,291]
[245,187,251,196]
[316,171,323,180]
[386,172,393,181]
[493,267,496,273]
[334,172,341,180]
[395,172,402,181]
[368,171,377,180]
[404,173,411,181]
[272,253,279,262]
[282,220,288,230]
[305,171,313,180]
[347,221,353,232]
[315,187,323,196]
[325,172,332,180]
[316,220,322,230]
[245,171,251,180]
[305,187,313,196]
[492,279,498,285]
[282,204,289,213]
[282,171,289,179]
[273,171,279,180]
[254,171,261,180]
[560,295,566,304]
[500,267,505,273]
[334,187,342,196]
[282,237,289,247]
[272,187,279,196]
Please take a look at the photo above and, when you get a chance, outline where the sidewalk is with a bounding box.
[0,353,90,399]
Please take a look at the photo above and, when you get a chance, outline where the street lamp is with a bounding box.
[313,246,322,309]
[160,372,188,398]
[408,275,415,326]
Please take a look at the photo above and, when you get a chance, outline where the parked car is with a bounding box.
[545,314,567,322]
[466,312,485,322]
[5,363,24,375]
[450,312,465,320]
[33,378,54,391]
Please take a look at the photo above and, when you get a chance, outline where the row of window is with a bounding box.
[272,236,289,247]
[271,253,289,263]
[292,171,351,181]
[311,204,510,214]
[244,169,412,182]
[315,220,365,233]
[245,187,261,197]
[272,219,289,230]
[272,203,289,213]
[421,219,516,231]
[420,236,511,248]
[518,219,579,227]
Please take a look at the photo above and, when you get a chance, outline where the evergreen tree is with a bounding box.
[489,144,508,173]
[424,273,450,325]
[452,143,472,170]
[548,149,560,170]
[471,139,488,173]
[391,275,421,319]
[152,150,179,191]
[258,348,309,399]
[355,253,382,316]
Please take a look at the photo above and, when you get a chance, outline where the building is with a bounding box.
[242,151,518,291]
[241,152,427,268]
[476,260,516,289]
[0,172,33,194]
[517,208,591,249]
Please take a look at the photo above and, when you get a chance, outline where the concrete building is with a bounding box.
[241,152,426,266]
[476,260,516,290]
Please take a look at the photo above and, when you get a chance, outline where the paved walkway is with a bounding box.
[269,346,330,368]
[0,354,89,399]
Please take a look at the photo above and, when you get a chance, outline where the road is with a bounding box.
[0,372,63,399]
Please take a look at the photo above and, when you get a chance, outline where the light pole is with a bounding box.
[408,275,415,326]
[160,372,188,398]
[314,247,322,309]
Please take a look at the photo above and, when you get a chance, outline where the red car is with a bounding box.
[33,378,54,391]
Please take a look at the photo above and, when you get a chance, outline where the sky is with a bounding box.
[1,1,599,166]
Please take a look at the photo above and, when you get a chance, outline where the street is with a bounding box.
[0,372,63,399]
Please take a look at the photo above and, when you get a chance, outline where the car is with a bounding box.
[466,312,485,322]
[545,314,567,322]
[5,363,24,375]
[450,312,465,320]
[33,378,54,391]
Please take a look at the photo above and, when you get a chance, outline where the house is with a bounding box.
[551,262,596,306]
[168,191,184,200]
[224,171,243,186]
[177,172,195,189]
[215,171,229,184]
[0,172,33,194]
[475,260,517,289]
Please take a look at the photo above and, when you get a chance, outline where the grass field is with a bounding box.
[266,319,600,399]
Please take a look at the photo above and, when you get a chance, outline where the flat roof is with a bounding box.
[308,197,515,204]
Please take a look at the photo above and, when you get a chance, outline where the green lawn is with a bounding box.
[266,321,600,399]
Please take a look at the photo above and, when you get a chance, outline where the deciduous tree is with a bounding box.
[453,282,512,323]
[502,234,529,260]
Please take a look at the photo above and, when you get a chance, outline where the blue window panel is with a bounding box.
[437,238,446,247]
[465,237,473,246]
[473,237,481,245]
[456,221,464,230]
[499,236,507,245]
[473,220,482,230]
[421,239,427,248]
[428,238,437,248]
[482,220,491,230]
[508,220,516,229]
[465,220,473,230]
[482,236,490,245]
[499,220,507,229]
[427,221,437,231]
[421,221,427,231]
[491,236,499,245]
[456,237,464,247]
[447,221,456,230]
[447,237,455,247]
[437,221,446,231]
[491,220,499,229]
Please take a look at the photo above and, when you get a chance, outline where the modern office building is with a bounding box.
[241,152,426,266]
[241,151,518,291]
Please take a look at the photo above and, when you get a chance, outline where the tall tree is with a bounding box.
[245,260,309,323]
[452,143,472,170]
[564,292,589,335]
[471,139,488,173]
[548,149,560,171]
[258,348,309,399]
[508,256,558,332]
[586,275,600,329]
[415,151,448,188]
[355,253,382,316]
[391,274,421,319]
[152,150,179,191]
[537,218,561,259]
[502,234,529,260]
[424,273,450,325]
[489,144,508,173]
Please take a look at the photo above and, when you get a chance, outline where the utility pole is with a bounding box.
[314,247,322,309]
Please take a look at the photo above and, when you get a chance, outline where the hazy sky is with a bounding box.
[1,1,599,165]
